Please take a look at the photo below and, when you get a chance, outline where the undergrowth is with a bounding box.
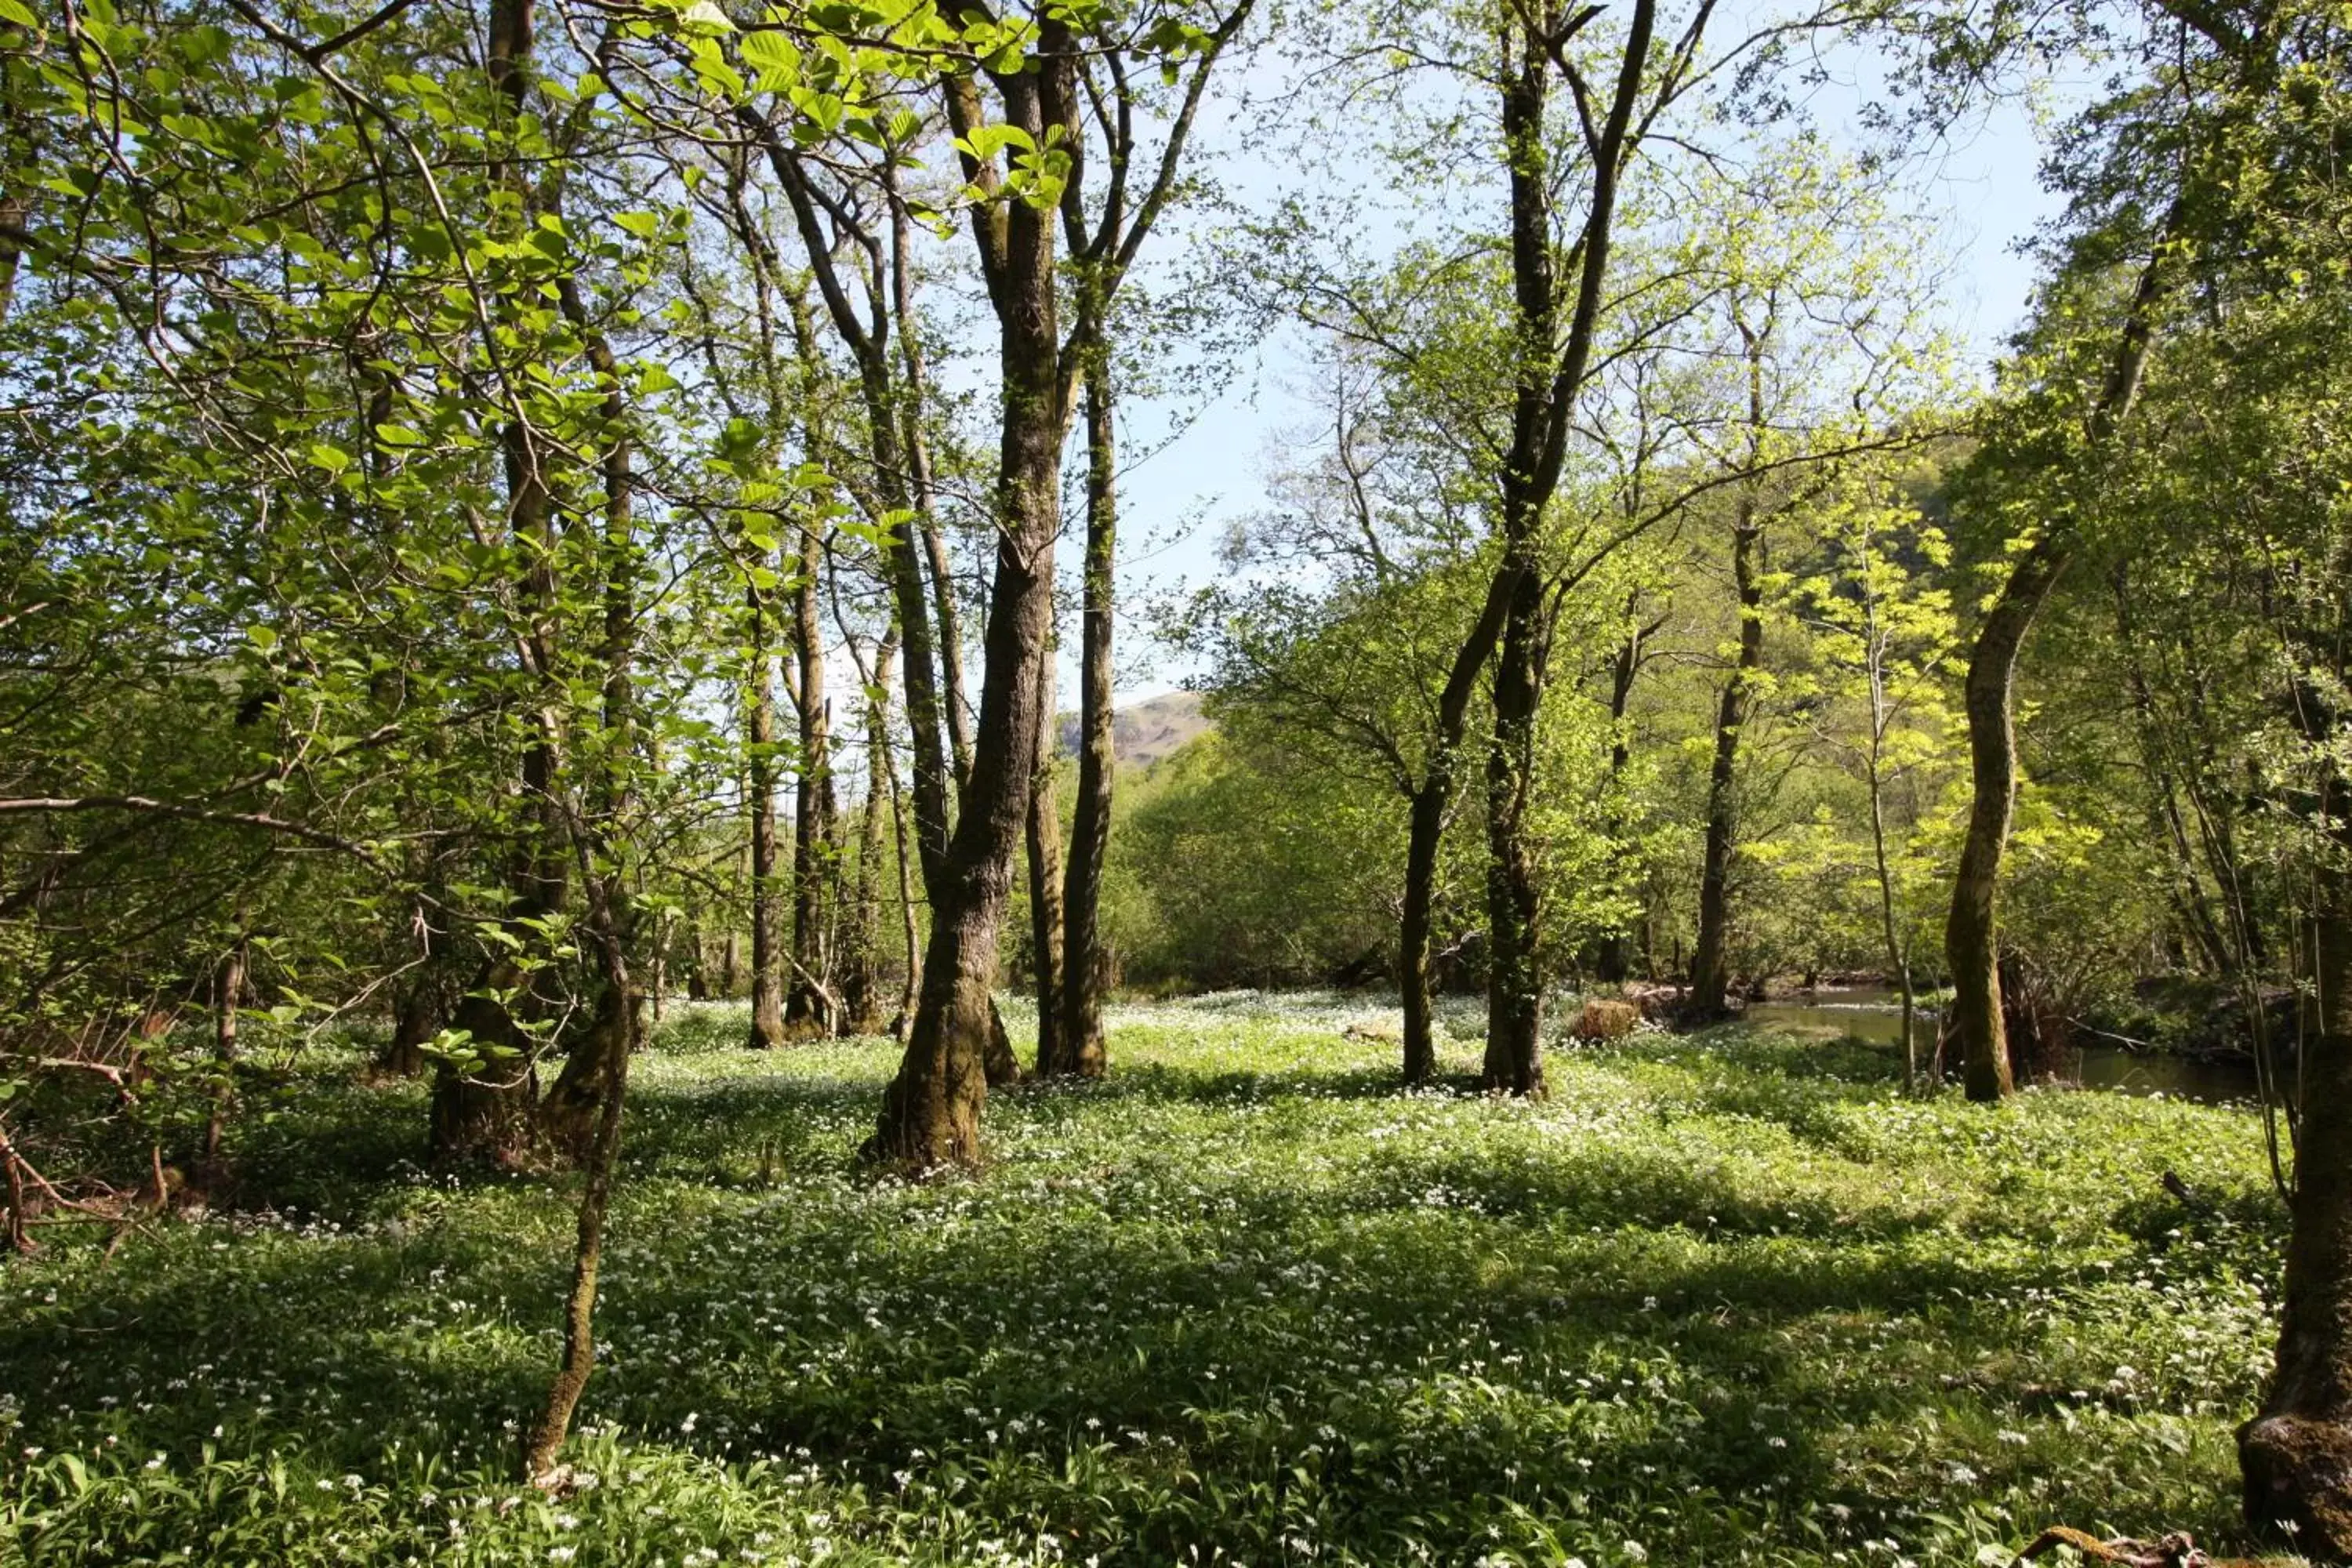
[0,994,2291,1566]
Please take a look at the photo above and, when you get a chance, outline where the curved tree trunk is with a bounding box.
[1943,537,2066,1101]
[1943,205,2171,1102]
[1055,365,1116,1079]
[523,907,640,1479]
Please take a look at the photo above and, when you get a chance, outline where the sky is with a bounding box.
[1066,24,2093,704]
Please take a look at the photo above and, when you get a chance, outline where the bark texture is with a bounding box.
[838,628,898,1036]
[1941,207,2169,1100]
[1943,538,2064,1100]
[1689,509,1764,1017]
[1400,0,1651,1088]
[784,517,836,1037]
[1399,784,1447,1085]
[745,580,785,1049]
[1054,365,1116,1078]
[863,38,1068,1168]
[1026,641,1066,1076]
[2240,881,2352,1548]
[1481,569,1548,1098]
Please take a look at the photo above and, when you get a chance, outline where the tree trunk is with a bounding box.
[431,0,565,1172]
[525,190,643,1465]
[522,928,639,1479]
[433,966,541,1165]
[1944,537,2066,1101]
[985,996,1023,1087]
[1396,0,1652,1085]
[386,956,441,1078]
[1864,704,1915,1089]
[1055,364,1116,1078]
[2239,585,2352,1541]
[1592,597,1653,985]
[1690,325,1769,1018]
[684,921,710,1001]
[884,676,923,1040]
[839,628,898,1036]
[0,182,24,328]
[2240,867,2352,1548]
[890,172,975,793]
[784,521,836,1036]
[1688,517,1762,1018]
[1480,570,1548,1098]
[864,49,1066,1168]
[1027,640,1067,1075]
[746,578,786,1049]
[535,238,640,1165]
[202,934,245,1181]
[1944,208,2171,1102]
[1399,782,1446,1086]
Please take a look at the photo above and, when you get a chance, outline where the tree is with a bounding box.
[1938,0,2289,1102]
[1790,464,1962,1080]
[866,0,1256,1161]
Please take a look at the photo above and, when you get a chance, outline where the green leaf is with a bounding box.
[955,123,1033,164]
[307,442,352,474]
[740,26,797,79]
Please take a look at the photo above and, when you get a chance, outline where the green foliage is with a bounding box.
[1,997,2284,1566]
[1105,733,1405,988]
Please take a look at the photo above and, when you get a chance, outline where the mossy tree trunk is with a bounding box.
[864,36,1068,1168]
[1687,321,1769,1020]
[1688,506,1763,1018]
[1480,568,1548,1098]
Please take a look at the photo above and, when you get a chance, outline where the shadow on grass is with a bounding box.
[8,1023,2271,1565]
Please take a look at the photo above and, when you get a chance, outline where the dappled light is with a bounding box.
[4,1001,2285,1563]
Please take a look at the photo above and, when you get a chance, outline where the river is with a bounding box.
[1742,988,2264,1105]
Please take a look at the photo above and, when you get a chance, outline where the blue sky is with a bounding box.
[929,13,2097,704]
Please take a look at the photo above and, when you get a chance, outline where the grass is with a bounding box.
[0,993,2292,1566]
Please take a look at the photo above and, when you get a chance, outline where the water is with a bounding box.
[1744,987,2263,1105]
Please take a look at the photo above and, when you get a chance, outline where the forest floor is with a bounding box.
[0,993,2295,1566]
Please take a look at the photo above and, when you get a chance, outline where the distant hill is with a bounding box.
[1057,689,1208,771]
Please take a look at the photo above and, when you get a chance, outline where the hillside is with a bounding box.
[1057,688,1208,770]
